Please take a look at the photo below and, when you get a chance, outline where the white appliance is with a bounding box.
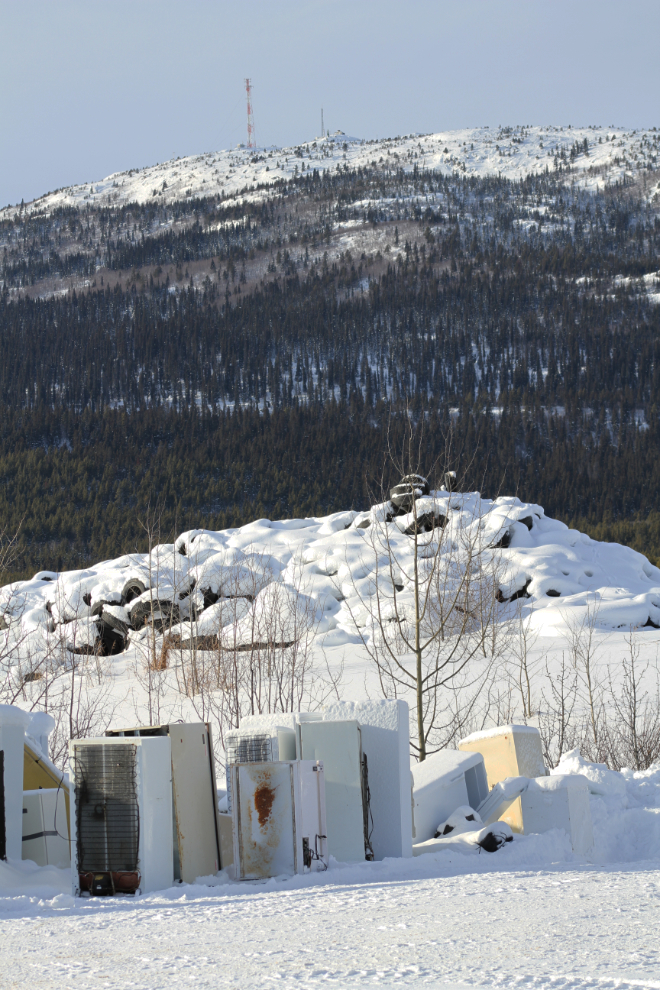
[22,788,71,868]
[298,718,366,863]
[477,773,594,854]
[521,775,594,854]
[0,704,30,862]
[313,700,413,860]
[411,749,489,842]
[240,700,413,860]
[106,722,222,882]
[224,724,297,812]
[230,760,327,879]
[69,736,173,896]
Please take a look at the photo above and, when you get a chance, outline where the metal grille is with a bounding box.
[226,733,272,765]
[74,744,139,872]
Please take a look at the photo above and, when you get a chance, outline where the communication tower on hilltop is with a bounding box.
[245,78,256,149]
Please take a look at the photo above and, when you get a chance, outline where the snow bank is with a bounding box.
[3,493,660,682]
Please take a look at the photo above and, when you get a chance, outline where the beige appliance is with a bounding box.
[458,724,546,831]
[106,722,222,881]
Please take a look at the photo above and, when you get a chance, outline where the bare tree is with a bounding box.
[158,547,343,766]
[0,518,24,582]
[563,597,606,761]
[538,652,579,767]
[343,427,504,762]
[505,600,546,721]
[605,631,660,771]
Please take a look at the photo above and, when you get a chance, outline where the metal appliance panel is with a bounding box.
[232,762,296,879]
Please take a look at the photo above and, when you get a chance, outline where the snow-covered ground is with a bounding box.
[3,495,660,985]
[2,765,660,990]
[1,865,659,989]
[2,124,658,219]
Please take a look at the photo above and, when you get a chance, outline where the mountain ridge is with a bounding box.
[3,124,659,219]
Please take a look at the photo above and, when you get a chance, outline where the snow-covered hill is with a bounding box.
[4,125,659,219]
[3,493,660,665]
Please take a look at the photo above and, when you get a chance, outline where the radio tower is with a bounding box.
[245,78,256,149]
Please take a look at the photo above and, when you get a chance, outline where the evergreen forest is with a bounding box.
[1,160,660,580]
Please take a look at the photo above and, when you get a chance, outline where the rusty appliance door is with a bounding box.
[231,762,296,879]
[170,724,221,882]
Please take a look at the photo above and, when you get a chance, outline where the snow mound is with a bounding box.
[3,493,660,672]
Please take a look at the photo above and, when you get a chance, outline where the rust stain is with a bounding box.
[254,784,275,828]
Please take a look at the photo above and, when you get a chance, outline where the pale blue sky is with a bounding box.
[1,0,658,207]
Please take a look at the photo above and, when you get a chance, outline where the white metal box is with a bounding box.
[22,788,71,868]
[411,749,489,842]
[240,701,413,860]
[225,725,297,764]
[69,736,174,895]
[521,775,594,854]
[459,724,546,787]
[0,704,30,862]
[230,760,327,879]
[298,718,366,863]
[314,700,413,860]
[107,722,222,882]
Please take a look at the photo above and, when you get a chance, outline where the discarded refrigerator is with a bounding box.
[69,735,173,895]
[477,773,594,851]
[106,722,222,882]
[411,749,489,843]
[458,725,546,788]
[23,712,71,840]
[240,700,413,860]
[224,723,297,812]
[230,760,327,879]
[298,717,368,862]
[459,725,547,831]
[520,775,593,854]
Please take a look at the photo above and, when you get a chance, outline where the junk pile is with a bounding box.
[0,706,70,870]
[224,700,413,875]
[353,474,450,535]
[411,723,594,857]
[1,702,595,896]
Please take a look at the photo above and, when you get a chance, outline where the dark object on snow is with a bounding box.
[492,528,512,549]
[546,589,561,597]
[439,812,476,836]
[496,578,532,604]
[404,511,447,536]
[121,579,146,605]
[91,872,114,896]
[201,588,220,609]
[478,828,513,853]
[128,597,180,631]
[91,597,121,617]
[390,474,430,513]
[99,608,129,638]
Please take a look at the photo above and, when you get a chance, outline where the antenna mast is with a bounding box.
[245,78,256,149]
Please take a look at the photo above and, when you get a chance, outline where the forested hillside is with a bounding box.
[1,147,660,580]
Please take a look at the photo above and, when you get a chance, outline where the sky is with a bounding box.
[1,0,659,208]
